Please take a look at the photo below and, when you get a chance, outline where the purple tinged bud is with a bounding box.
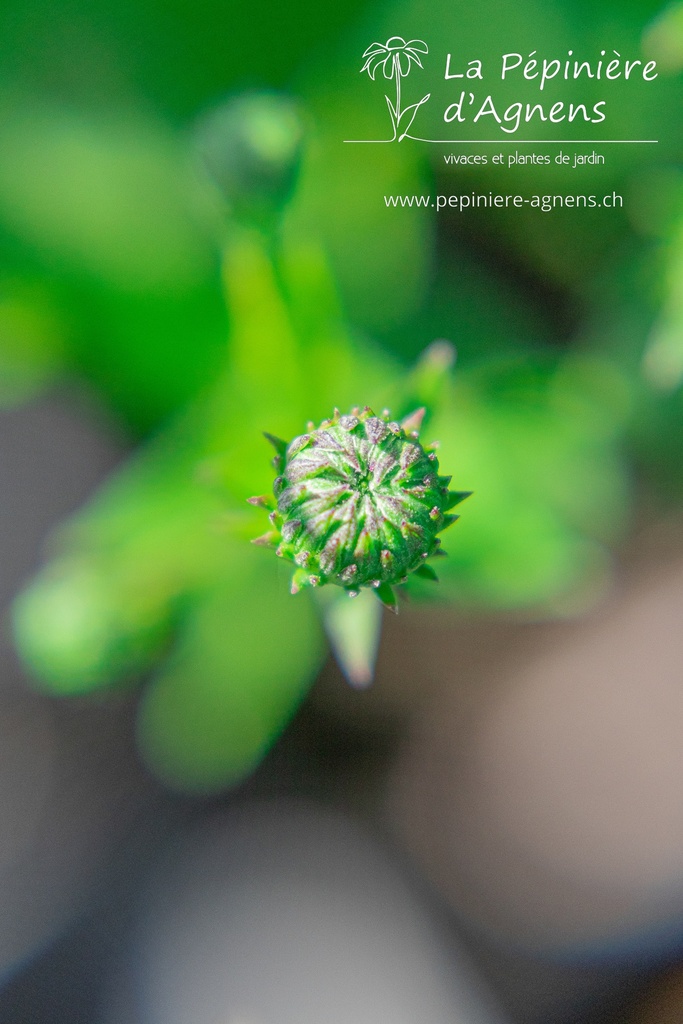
[281,519,301,541]
[400,444,421,469]
[254,406,469,599]
[364,416,388,444]
[287,434,312,457]
[319,543,339,575]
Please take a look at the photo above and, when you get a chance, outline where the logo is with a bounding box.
[360,37,431,142]
[347,39,660,145]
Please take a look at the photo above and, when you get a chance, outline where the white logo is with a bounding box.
[360,37,431,142]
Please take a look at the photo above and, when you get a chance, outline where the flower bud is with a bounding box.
[250,407,470,611]
[195,92,304,219]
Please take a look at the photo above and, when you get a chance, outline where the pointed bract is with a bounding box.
[247,494,275,510]
[414,563,439,582]
[400,407,426,435]
[263,432,288,455]
[444,490,473,510]
[375,581,398,613]
[252,530,279,548]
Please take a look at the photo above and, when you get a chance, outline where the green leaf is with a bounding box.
[136,564,325,793]
[414,562,438,582]
[374,581,398,613]
[315,587,382,687]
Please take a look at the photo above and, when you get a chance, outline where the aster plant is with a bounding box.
[249,406,469,612]
[28,81,628,799]
[8,89,630,793]
[9,89,469,789]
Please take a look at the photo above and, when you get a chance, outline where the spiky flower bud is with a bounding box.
[249,407,469,612]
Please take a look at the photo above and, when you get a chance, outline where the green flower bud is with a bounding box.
[249,407,470,611]
[195,92,304,219]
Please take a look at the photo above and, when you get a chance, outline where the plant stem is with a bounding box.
[394,53,401,123]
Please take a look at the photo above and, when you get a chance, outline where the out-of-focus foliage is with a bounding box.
[2,0,682,791]
[429,356,632,611]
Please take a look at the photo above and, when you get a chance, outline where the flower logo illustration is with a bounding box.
[361,37,430,141]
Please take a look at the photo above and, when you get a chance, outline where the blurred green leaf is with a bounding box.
[426,356,632,611]
[0,102,213,292]
[0,280,66,405]
[136,554,324,793]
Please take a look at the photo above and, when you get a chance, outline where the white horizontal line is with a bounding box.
[344,139,659,144]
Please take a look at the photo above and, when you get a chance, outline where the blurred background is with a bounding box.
[1,0,683,1020]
